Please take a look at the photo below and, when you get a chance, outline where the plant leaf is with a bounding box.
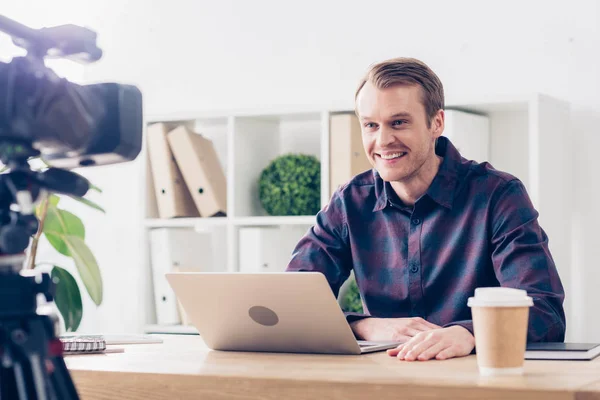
[52,266,83,332]
[68,195,106,213]
[35,194,59,220]
[48,194,60,207]
[88,183,102,193]
[43,205,85,256]
[64,236,103,305]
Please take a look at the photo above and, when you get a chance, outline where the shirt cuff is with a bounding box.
[344,312,371,324]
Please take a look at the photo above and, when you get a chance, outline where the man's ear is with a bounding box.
[432,109,445,138]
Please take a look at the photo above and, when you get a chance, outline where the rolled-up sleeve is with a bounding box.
[490,179,566,342]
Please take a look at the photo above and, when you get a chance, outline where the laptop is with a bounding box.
[165,272,401,355]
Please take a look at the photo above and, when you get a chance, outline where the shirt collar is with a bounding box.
[372,136,466,212]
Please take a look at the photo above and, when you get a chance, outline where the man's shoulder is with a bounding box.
[466,159,521,188]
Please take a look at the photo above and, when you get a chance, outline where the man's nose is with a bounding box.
[377,126,396,147]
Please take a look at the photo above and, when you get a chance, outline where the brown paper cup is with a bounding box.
[468,288,533,376]
[471,306,530,375]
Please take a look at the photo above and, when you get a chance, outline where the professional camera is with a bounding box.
[0,14,143,399]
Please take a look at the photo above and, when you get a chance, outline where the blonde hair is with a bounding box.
[355,57,444,127]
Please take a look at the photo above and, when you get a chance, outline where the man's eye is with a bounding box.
[364,122,377,129]
[392,120,407,126]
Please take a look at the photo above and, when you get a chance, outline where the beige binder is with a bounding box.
[147,123,199,218]
[167,126,227,217]
[329,113,372,198]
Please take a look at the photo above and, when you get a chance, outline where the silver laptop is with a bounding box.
[165,272,401,355]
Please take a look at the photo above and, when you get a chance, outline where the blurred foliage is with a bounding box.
[340,276,364,314]
[258,154,321,216]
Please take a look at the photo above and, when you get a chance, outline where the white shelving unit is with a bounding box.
[141,94,572,334]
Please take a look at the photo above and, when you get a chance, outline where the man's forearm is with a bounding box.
[349,316,371,339]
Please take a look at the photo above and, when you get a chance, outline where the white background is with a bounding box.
[2,0,599,341]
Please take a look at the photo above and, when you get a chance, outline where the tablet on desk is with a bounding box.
[525,343,600,361]
[166,272,401,355]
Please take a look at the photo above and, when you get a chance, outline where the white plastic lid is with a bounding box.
[467,287,533,308]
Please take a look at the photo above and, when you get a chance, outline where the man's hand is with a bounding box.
[387,325,475,361]
[350,317,441,342]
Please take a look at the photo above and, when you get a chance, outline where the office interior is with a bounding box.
[1,0,599,398]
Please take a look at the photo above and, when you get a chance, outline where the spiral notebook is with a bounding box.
[60,336,112,355]
[60,334,162,355]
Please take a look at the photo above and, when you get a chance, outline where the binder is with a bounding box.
[146,123,199,218]
[167,126,227,217]
[329,113,372,198]
[149,228,212,325]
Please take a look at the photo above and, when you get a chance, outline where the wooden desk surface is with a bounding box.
[65,335,600,400]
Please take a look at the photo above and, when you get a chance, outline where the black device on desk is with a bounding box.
[0,14,142,399]
[526,343,600,361]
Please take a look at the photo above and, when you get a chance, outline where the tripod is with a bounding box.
[0,142,84,400]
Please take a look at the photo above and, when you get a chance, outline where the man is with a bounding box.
[285,57,566,361]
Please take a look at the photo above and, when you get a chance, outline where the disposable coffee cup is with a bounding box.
[467,287,533,376]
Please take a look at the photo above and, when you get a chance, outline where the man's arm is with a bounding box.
[488,178,566,342]
[286,190,441,341]
[285,190,359,315]
[388,178,566,362]
[439,179,566,343]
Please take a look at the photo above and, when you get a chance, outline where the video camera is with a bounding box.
[0,14,143,400]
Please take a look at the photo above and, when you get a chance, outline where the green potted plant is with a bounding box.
[258,154,321,216]
[27,184,105,332]
[339,274,364,314]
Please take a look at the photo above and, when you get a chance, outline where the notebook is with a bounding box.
[60,334,163,355]
[525,343,600,361]
[60,334,163,346]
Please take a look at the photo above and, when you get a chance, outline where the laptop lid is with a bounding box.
[166,272,365,355]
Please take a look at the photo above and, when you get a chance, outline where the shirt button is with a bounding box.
[412,218,421,225]
[410,265,419,273]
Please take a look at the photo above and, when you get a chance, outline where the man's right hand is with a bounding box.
[350,317,441,342]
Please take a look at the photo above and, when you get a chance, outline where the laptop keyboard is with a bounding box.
[358,340,400,347]
[358,341,383,347]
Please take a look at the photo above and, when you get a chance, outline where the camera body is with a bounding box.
[0,16,142,169]
[0,58,143,169]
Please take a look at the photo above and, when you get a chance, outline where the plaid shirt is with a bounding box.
[286,136,566,342]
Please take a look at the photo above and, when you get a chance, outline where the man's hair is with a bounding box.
[355,57,444,127]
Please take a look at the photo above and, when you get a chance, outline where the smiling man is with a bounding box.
[285,57,566,361]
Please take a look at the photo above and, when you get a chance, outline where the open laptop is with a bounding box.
[165,272,401,355]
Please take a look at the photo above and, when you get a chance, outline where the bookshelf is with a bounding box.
[141,94,572,333]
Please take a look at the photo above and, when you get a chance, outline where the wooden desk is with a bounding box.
[65,335,600,400]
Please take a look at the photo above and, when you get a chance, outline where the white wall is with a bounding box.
[3,0,599,339]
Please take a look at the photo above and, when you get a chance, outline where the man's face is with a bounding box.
[356,82,443,183]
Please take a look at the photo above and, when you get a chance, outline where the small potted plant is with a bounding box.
[259,154,321,216]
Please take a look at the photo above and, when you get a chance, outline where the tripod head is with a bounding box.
[0,141,89,256]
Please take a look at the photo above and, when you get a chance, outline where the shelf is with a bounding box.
[144,216,317,228]
[233,216,316,226]
[144,324,199,335]
[144,217,228,229]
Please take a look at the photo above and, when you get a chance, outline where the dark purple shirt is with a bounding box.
[286,136,566,342]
